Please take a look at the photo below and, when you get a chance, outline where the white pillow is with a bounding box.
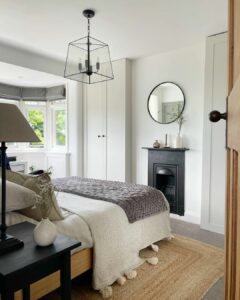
[0,181,37,212]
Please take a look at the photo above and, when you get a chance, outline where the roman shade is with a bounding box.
[0,83,66,101]
[0,83,22,100]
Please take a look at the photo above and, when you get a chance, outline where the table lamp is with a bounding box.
[0,103,39,255]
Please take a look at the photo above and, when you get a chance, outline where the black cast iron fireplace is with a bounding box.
[143,147,189,215]
[155,164,176,211]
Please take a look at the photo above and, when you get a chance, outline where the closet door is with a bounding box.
[84,82,107,179]
[106,59,131,182]
[201,33,227,234]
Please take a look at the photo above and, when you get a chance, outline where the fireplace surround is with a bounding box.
[143,147,189,215]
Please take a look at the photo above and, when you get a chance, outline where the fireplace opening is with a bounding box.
[144,148,187,216]
[154,165,177,212]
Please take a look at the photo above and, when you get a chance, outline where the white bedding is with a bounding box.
[6,209,93,250]
[57,192,171,290]
[6,211,37,226]
[7,191,171,291]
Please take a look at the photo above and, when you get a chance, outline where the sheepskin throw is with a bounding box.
[53,177,168,223]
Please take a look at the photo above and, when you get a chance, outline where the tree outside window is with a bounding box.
[55,110,66,146]
[28,110,45,146]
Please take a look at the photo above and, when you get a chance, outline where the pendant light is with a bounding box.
[64,9,114,84]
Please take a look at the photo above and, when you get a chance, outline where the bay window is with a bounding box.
[0,98,67,151]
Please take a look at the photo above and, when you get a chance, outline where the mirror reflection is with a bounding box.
[148,82,185,124]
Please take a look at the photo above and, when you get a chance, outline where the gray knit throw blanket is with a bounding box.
[53,177,168,223]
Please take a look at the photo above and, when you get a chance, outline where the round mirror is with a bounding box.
[147,82,185,124]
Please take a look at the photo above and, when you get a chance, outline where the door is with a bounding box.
[84,82,107,179]
[106,59,131,182]
[201,33,227,234]
[213,0,240,298]
[209,1,240,298]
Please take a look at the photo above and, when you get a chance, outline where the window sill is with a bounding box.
[8,148,46,153]
[46,150,70,156]
[8,148,69,155]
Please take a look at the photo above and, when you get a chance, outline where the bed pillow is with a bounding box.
[6,170,64,221]
[0,180,37,212]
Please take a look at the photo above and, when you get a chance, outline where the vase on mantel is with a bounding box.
[174,133,183,148]
[153,140,161,148]
[33,218,57,247]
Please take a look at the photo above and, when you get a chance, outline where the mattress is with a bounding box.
[6,191,170,253]
[56,192,170,251]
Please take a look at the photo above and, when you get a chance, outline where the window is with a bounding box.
[55,110,66,146]
[51,101,67,148]
[25,102,46,148]
[27,109,45,147]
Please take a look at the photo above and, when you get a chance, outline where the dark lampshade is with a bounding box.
[0,103,40,142]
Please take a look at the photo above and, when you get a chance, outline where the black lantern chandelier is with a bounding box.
[64,9,114,84]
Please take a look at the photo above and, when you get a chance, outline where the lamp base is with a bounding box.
[0,235,24,255]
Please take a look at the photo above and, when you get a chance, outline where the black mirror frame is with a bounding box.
[147,81,185,124]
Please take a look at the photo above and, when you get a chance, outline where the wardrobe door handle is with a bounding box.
[102,135,106,138]
[97,135,101,138]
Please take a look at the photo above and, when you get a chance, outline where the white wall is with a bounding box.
[0,40,64,76]
[131,43,205,223]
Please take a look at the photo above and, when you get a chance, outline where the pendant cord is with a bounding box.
[88,18,90,37]
[87,17,90,80]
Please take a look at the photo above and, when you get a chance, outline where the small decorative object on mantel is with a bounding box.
[33,181,57,247]
[153,140,161,148]
[164,134,170,148]
[174,115,185,148]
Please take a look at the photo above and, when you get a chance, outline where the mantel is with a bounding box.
[142,147,189,152]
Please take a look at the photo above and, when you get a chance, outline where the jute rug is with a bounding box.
[46,235,224,300]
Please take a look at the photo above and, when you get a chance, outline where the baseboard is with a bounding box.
[200,223,224,234]
[170,212,200,224]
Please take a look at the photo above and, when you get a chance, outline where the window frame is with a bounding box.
[50,101,67,150]
[23,102,47,149]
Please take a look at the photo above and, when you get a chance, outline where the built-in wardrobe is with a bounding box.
[83,59,131,182]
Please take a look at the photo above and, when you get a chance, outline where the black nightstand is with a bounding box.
[0,222,81,300]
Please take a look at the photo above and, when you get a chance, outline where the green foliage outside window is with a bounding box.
[55,110,66,146]
[28,110,44,146]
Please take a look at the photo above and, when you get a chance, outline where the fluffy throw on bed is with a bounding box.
[53,177,168,223]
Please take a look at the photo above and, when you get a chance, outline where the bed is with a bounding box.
[5,177,171,300]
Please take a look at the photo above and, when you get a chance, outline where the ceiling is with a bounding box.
[0,62,66,87]
[0,0,227,61]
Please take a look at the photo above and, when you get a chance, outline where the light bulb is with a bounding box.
[96,57,100,72]
[78,58,82,71]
